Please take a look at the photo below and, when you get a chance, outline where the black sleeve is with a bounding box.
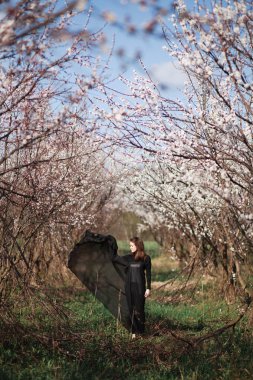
[112,254,131,266]
[145,255,151,289]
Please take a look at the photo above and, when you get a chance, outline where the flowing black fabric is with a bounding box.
[68,230,151,333]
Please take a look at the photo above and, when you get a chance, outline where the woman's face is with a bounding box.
[129,241,137,253]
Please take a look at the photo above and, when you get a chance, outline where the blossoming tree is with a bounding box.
[0,0,120,294]
[93,0,253,297]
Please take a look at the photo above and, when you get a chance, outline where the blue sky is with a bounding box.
[79,0,189,98]
[0,0,194,100]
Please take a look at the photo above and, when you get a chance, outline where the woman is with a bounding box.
[68,231,151,336]
[112,237,152,337]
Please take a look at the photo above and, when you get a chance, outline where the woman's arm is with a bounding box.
[112,254,131,266]
[145,255,151,293]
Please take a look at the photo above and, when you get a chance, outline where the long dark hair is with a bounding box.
[130,237,146,261]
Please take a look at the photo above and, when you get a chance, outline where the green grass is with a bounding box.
[1,262,253,379]
[151,269,179,282]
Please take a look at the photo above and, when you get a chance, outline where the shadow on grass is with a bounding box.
[147,313,206,335]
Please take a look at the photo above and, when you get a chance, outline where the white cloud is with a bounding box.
[150,61,187,90]
[0,11,6,21]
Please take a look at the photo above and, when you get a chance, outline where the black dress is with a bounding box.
[67,230,151,334]
[112,253,151,334]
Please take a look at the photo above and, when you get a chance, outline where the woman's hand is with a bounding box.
[144,289,151,298]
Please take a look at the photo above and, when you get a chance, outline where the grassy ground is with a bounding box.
[1,248,253,380]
